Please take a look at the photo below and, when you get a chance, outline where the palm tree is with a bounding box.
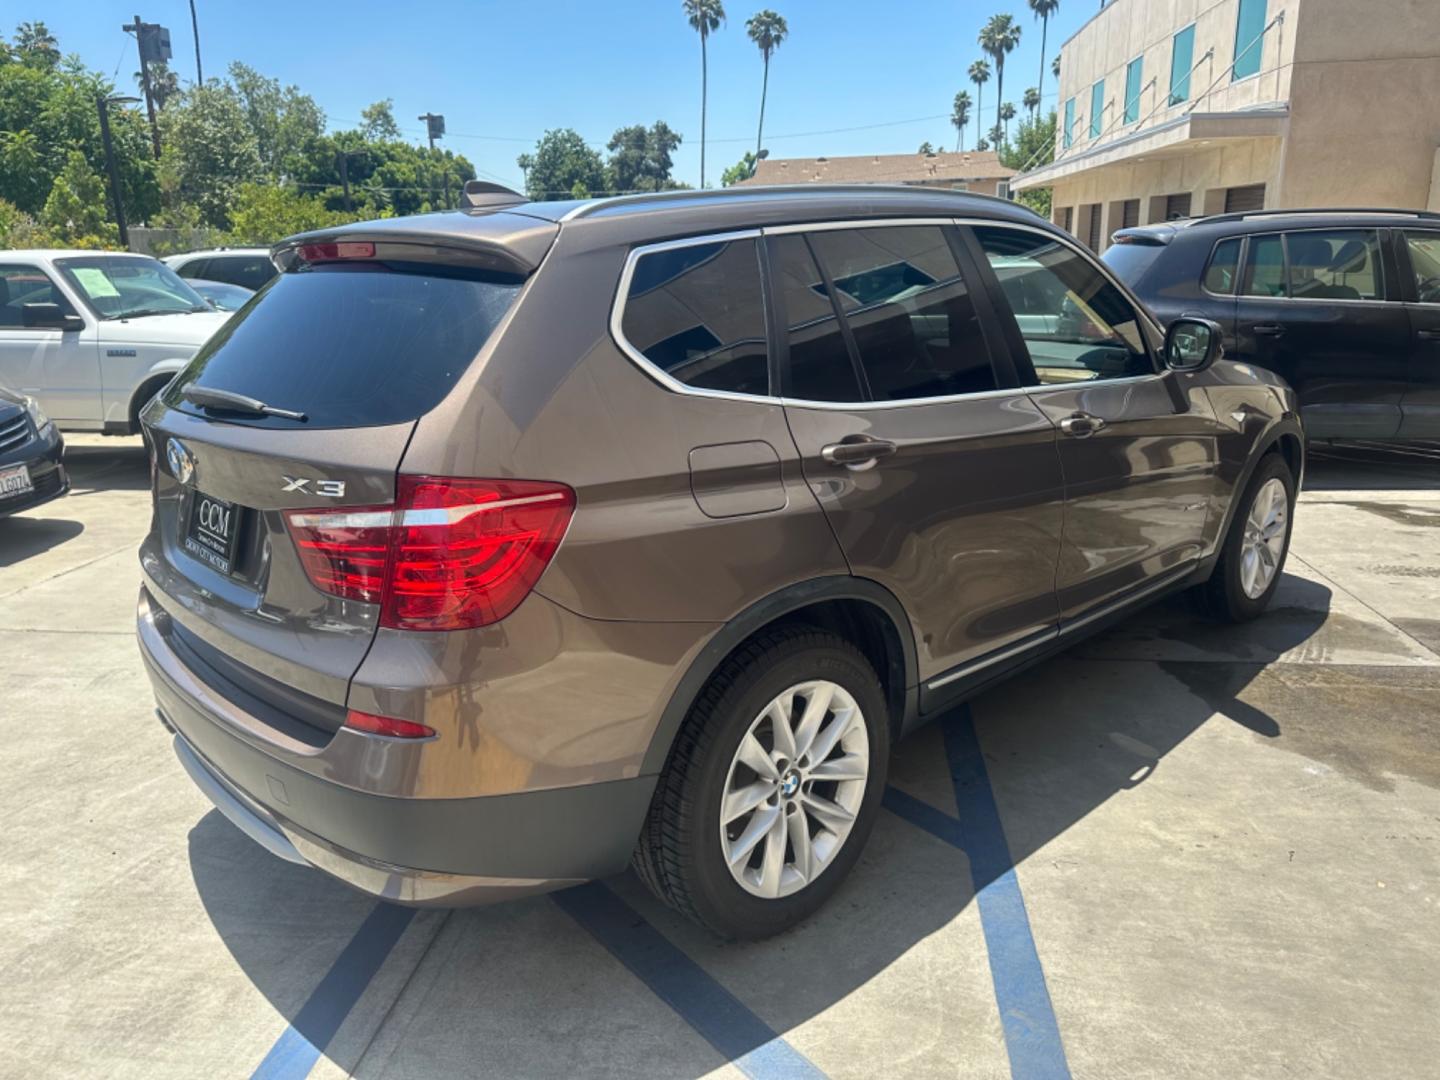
[979,14,1022,140]
[951,90,972,151]
[989,123,1004,147]
[1023,86,1041,119]
[745,10,788,161]
[15,21,59,65]
[968,59,990,147]
[684,0,726,188]
[1028,0,1060,105]
[1000,102,1016,143]
[1052,53,1061,80]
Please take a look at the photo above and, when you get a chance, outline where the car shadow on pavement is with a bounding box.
[184,576,1331,1079]
[1303,441,1440,492]
[0,516,83,566]
[64,443,150,494]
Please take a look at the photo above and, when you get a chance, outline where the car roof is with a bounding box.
[2,249,161,261]
[1117,207,1440,243]
[167,247,271,257]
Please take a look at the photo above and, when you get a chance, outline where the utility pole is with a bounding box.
[337,152,352,212]
[123,15,170,159]
[97,95,141,249]
[189,0,202,84]
[418,113,447,208]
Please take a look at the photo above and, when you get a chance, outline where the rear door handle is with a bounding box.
[1059,412,1106,439]
[1253,323,1287,337]
[821,435,896,469]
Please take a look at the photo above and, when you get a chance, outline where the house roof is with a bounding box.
[743,150,1015,186]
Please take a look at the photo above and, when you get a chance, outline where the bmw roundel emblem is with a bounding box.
[166,438,195,485]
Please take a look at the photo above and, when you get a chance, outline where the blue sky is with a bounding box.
[38,0,1099,190]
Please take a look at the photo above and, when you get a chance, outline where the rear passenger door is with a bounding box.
[770,223,1066,686]
[968,224,1220,622]
[1237,228,1410,439]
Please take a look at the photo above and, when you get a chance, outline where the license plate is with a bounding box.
[0,463,33,500]
[184,491,243,575]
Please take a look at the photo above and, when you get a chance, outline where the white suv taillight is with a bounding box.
[284,475,576,631]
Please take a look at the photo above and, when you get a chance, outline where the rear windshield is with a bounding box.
[1100,240,1165,287]
[164,262,521,429]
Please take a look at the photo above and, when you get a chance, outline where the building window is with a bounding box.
[1089,80,1105,138]
[1061,206,1074,233]
[1170,24,1196,105]
[1063,98,1076,148]
[1122,199,1140,229]
[1225,183,1267,213]
[1165,192,1193,220]
[1124,57,1144,124]
[1233,0,1267,81]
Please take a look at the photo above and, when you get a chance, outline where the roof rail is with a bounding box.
[462,180,527,210]
[564,182,1039,221]
[1202,206,1440,226]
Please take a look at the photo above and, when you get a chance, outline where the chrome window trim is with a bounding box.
[609,216,1165,410]
[1201,236,1244,299]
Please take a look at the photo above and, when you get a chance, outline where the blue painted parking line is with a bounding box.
[884,705,1071,1080]
[250,902,417,1080]
[553,882,828,1080]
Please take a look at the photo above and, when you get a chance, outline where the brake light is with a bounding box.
[299,241,376,262]
[283,476,576,631]
[344,709,436,739]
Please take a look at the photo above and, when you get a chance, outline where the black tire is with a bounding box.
[1197,451,1295,622]
[633,626,890,940]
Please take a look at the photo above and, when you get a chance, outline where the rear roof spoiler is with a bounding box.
[462,180,528,210]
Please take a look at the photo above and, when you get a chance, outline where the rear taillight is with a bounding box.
[283,476,575,631]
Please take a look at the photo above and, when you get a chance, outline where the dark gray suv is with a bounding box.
[138,184,1303,939]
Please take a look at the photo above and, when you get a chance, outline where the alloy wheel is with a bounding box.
[718,680,870,900]
[1240,476,1288,599]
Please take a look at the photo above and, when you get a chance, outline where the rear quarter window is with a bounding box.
[1101,239,1165,287]
[165,261,521,429]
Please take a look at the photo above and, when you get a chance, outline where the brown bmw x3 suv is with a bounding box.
[138,183,1303,939]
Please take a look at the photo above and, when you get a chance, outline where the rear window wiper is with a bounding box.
[181,384,308,422]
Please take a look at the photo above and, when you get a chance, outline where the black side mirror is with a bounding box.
[1164,316,1223,373]
[22,302,84,332]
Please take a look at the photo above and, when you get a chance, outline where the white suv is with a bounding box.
[0,251,229,435]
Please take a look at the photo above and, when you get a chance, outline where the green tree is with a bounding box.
[227,62,326,179]
[1000,102,1016,142]
[223,182,353,244]
[1028,0,1060,107]
[968,59,990,145]
[918,141,934,155]
[979,14,1021,141]
[517,128,604,201]
[721,151,757,185]
[0,195,46,247]
[1000,110,1056,218]
[158,83,264,228]
[14,22,59,68]
[606,121,683,193]
[40,149,118,247]
[136,61,180,109]
[951,90,971,151]
[360,99,401,142]
[683,0,726,188]
[1052,53,1061,80]
[745,10,787,160]
[1023,86,1040,118]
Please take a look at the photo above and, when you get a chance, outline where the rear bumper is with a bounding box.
[139,593,657,907]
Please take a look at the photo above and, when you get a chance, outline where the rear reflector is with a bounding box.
[284,476,576,631]
[344,709,436,739]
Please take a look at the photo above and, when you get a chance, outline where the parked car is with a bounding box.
[186,279,255,312]
[1104,208,1440,441]
[0,252,229,436]
[0,384,67,516]
[162,247,277,292]
[137,185,1303,939]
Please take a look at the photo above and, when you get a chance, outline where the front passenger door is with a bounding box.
[969,225,1220,622]
[0,264,100,424]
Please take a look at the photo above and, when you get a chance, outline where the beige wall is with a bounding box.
[1056,0,1297,159]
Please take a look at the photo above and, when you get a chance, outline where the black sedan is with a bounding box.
[0,387,68,517]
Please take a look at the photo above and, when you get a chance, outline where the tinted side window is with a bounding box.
[807,226,997,400]
[1285,229,1383,301]
[621,239,769,397]
[1241,234,1285,297]
[769,234,863,402]
[1403,232,1440,303]
[1204,238,1242,294]
[0,265,72,327]
[174,258,209,280]
[973,226,1154,385]
[209,256,277,291]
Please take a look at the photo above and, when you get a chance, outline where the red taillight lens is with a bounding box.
[283,476,575,631]
[344,709,436,739]
[299,241,376,262]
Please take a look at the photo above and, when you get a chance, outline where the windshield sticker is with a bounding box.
[72,268,121,299]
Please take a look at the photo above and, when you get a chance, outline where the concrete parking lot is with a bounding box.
[2,436,1438,1079]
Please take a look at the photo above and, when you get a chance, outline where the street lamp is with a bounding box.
[98,94,142,249]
